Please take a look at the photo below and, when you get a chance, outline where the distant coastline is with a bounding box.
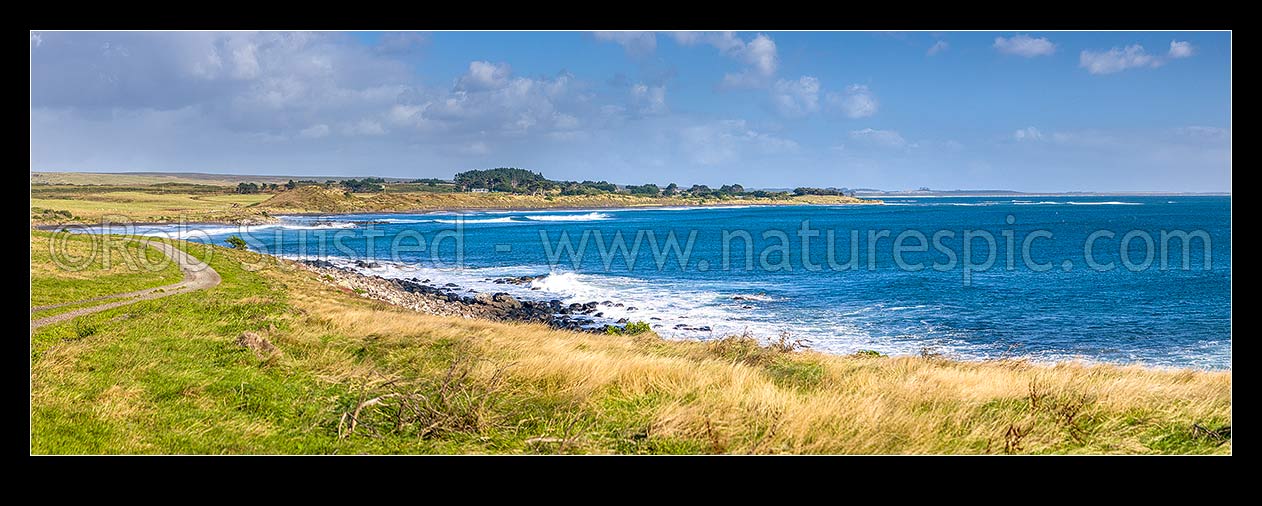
[854,191,1231,197]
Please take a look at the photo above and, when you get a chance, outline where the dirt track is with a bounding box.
[30,242,221,331]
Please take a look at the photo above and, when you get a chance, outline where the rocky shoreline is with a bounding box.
[300,260,651,333]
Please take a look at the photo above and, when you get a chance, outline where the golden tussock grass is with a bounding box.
[29,237,1229,454]
[274,267,1230,454]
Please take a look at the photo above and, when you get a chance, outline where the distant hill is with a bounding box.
[30,171,423,187]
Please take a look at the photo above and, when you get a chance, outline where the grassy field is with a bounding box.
[29,174,876,227]
[31,171,382,186]
[29,231,1232,454]
[31,188,273,224]
[262,186,870,214]
[30,230,182,310]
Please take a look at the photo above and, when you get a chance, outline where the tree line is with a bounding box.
[232,167,855,199]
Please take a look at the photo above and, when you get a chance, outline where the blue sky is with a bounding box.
[30,31,1231,191]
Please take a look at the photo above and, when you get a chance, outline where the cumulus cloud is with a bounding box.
[667,31,701,45]
[29,30,618,168]
[927,40,948,56]
[592,31,657,58]
[343,119,386,136]
[993,34,1056,57]
[1177,126,1228,139]
[670,32,778,88]
[826,84,878,119]
[719,36,778,88]
[374,32,428,55]
[1014,126,1043,141]
[1079,45,1161,75]
[299,123,330,138]
[680,119,798,165]
[457,61,512,91]
[630,83,668,115]
[741,34,778,78]
[670,32,874,121]
[848,128,909,148]
[770,76,820,118]
[1169,40,1195,59]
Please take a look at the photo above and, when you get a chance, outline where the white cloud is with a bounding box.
[680,119,798,165]
[1079,45,1161,75]
[1169,40,1195,59]
[630,83,668,115]
[849,128,908,148]
[299,124,330,138]
[927,40,948,56]
[770,76,820,118]
[721,34,779,88]
[672,32,779,88]
[667,31,701,45]
[1177,126,1228,139]
[994,34,1056,57]
[742,34,778,77]
[343,119,386,136]
[826,84,879,119]
[673,31,745,54]
[374,32,428,55]
[30,32,43,48]
[592,31,657,58]
[228,40,261,79]
[457,61,512,91]
[1014,126,1043,141]
[672,32,873,121]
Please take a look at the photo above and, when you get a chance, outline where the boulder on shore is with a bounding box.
[492,293,522,309]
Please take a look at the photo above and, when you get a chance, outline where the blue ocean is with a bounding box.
[112,196,1232,369]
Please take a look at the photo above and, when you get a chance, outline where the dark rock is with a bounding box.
[302,259,339,269]
[492,275,544,285]
[492,293,522,309]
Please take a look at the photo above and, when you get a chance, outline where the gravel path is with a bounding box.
[30,242,221,331]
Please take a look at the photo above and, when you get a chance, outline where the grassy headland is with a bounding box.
[29,230,1231,454]
[30,231,182,310]
[30,170,875,226]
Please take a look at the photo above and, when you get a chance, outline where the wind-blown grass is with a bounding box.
[29,233,1231,454]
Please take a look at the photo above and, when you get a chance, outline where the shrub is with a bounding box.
[225,236,248,250]
[604,321,653,336]
[73,320,97,339]
[624,321,652,335]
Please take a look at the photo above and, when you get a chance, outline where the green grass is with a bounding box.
[32,239,343,453]
[30,230,183,308]
[30,232,1231,454]
[30,191,272,223]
